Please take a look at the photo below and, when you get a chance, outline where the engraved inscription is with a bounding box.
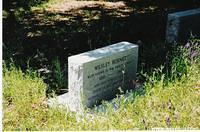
[85,54,134,101]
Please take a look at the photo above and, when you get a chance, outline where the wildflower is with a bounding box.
[166,116,171,127]
[190,51,198,60]
[185,42,190,48]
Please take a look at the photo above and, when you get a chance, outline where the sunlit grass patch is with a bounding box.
[2,65,76,130]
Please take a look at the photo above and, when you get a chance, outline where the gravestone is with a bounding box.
[48,41,138,112]
[166,8,200,43]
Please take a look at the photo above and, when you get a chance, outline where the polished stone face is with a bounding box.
[68,41,138,111]
[166,8,200,43]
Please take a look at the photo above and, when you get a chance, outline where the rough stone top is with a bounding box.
[169,8,200,18]
[68,41,138,64]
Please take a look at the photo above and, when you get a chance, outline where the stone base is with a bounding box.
[46,93,76,111]
[46,83,141,113]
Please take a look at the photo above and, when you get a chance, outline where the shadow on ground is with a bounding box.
[3,0,200,94]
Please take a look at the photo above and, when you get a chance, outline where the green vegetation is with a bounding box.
[51,57,67,94]
[3,64,75,130]
[3,0,200,130]
[3,40,200,130]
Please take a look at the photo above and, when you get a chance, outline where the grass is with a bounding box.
[3,40,200,130]
[3,64,76,130]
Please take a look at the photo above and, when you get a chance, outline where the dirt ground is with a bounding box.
[46,0,128,12]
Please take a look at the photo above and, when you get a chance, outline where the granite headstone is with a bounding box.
[48,41,138,112]
[166,8,200,43]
